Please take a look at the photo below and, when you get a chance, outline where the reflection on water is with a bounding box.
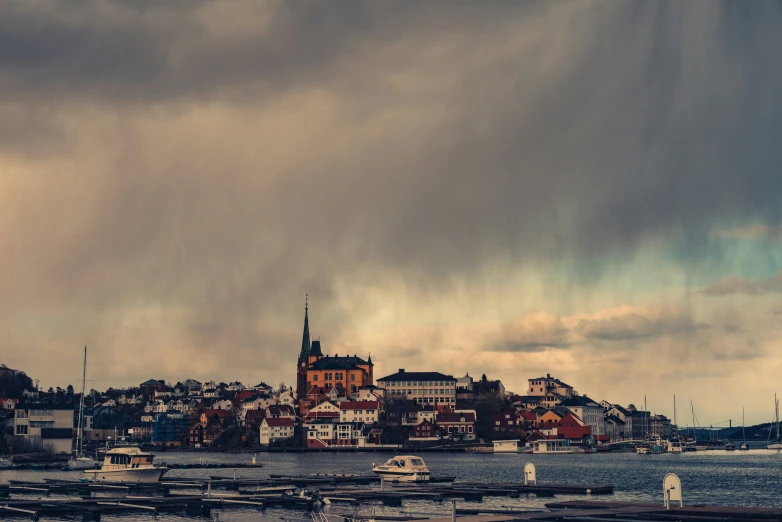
[3,450,782,520]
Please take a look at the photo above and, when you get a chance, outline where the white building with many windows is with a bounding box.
[13,404,74,454]
[376,369,456,405]
[259,417,294,445]
[339,401,380,424]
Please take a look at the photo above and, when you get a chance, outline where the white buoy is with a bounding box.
[524,462,537,486]
[663,473,682,509]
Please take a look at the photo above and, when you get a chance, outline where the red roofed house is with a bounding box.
[267,404,296,419]
[200,409,231,426]
[204,421,225,445]
[260,417,295,445]
[518,410,538,427]
[410,419,439,442]
[244,409,264,431]
[189,423,204,446]
[0,397,18,411]
[554,412,591,443]
[339,401,381,424]
[304,401,340,424]
[491,411,523,433]
[436,412,476,441]
[299,385,339,417]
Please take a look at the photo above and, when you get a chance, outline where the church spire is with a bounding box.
[300,294,311,361]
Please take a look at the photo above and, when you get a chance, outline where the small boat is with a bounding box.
[371,456,430,482]
[64,347,99,471]
[0,455,14,469]
[667,436,684,453]
[284,488,330,507]
[739,442,749,450]
[724,441,736,451]
[84,446,168,483]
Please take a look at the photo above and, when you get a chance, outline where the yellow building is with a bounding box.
[295,298,373,398]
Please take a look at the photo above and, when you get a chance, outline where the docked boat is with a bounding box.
[371,456,430,482]
[64,347,98,471]
[638,435,665,455]
[667,436,684,453]
[84,446,168,483]
[0,455,13,469]
[724,441,736,451]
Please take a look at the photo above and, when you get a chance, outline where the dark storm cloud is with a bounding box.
[2,1,782,386]
[575,312,710,341]
[700,271,782,296]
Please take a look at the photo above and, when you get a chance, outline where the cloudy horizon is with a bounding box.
[2,0,781,427]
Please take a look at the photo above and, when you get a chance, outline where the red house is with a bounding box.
[554,413,591,442]
[189,423,204,446]
[245,410,264,431]
[411,420,438,440]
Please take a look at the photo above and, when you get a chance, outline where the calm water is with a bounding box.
[3,449,782,520]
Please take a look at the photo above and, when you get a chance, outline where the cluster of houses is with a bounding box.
[0,305,679,453]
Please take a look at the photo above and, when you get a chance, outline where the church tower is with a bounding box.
[296,296,311,399]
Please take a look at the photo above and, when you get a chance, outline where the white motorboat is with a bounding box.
[64,347,99,471]
[371,455,430,482]
[667,436,684,453]
[84,446,168,483]
[0,455,13,469]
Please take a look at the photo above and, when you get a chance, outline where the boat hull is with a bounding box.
[768,443,782,450]
[372,469,430,482]
[84,467,168,483]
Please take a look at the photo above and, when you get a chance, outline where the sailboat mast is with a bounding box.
[77,346,87,456]
[674,395,677,428]
[743,407,746,443]
[691,401,695,441]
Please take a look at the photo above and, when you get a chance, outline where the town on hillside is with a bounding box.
[0,302,751,454]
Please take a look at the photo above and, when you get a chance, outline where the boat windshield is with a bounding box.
[384,459,400,467]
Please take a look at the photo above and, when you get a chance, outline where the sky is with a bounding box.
[1,1,781,427]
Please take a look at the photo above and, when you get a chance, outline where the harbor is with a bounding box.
[2,451,782,520]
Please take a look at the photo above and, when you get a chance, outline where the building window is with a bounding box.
[16,425,28,435]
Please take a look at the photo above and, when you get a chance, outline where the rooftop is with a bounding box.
[378,370,456,382]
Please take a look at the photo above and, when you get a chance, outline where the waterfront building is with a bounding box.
[604,404,633,439]
[304,401,340,424]
[376,369,457,405]
[339,401,381,424]
[410,419,440,442]
[152,413,189,445]
[12,403,73,453]
[260,417,295,445]
[491,411,523,433]
[435,411,476,441]
[559,395,605,438]
[527,374,574,398]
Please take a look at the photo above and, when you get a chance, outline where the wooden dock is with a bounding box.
[1,476,777,521]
